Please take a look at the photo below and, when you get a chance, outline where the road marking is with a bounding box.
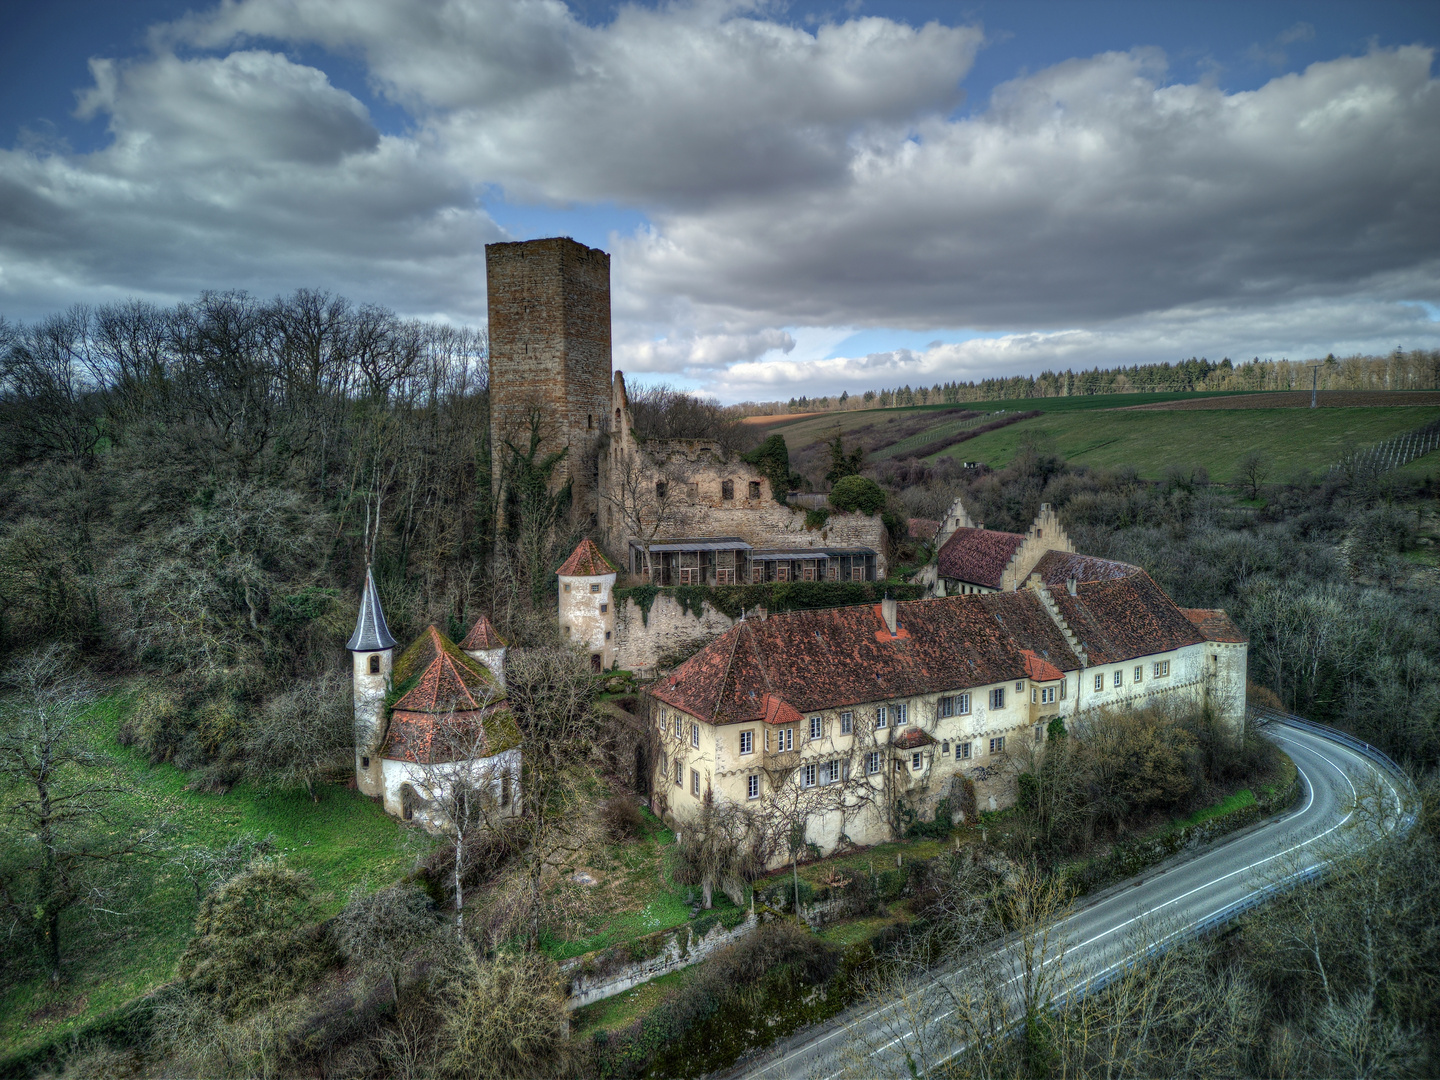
[745,724,1400,1080]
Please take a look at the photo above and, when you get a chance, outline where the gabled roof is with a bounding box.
[347,566,397,652]
[558,538,618,577]
[1032,549,1138,585]
[908,518,941,543]
[1180,608,1248,643]
[936,527,1026,588]
[391,626,503,713]
[760,693,803,727]
[653,592,1079,725]
[460,613,505,650]
[1049,573,1204,666]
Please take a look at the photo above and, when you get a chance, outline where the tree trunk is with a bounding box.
[454,833,465,931]
[701,877,713,910]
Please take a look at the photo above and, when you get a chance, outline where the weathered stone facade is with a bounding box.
[486,237,612,520]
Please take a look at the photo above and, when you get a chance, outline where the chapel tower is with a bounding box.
[347,565,396,797]
[486,237,612,522]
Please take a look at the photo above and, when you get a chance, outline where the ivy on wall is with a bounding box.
[614,581,928,626]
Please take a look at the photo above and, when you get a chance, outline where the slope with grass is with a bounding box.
[0,688,436,1064]
[927,405,1440,481]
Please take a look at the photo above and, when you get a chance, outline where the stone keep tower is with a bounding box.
[486,237,612,521]
[347,566,396,797]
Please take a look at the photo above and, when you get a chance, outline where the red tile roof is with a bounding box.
[908,518,941,543]
[558,538,617,577]
[1032,550,1138,585]
[1021,649,1065,682]
[391,625,503,713]
[936,527,1026,588]
[460,613,505,650]
[893,727,938,749]
[1049,573,1204,666]
[653,592,1079,725]
[760,693,803,726]
[384,702,522,764]
[1180,608,1247,643]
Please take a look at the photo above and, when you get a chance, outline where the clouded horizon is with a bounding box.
[1,0,1437,402]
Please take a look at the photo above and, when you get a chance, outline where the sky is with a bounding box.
[1,0,1437,403]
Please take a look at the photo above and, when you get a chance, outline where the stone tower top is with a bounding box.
[486,237,612,521]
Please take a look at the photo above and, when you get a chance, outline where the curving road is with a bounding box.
[733,718,1414,1080]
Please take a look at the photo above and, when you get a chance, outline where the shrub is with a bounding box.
[334,882,448,993]
[435,947,570,1079]
[828,475,887,516]
[601,796,645,842]
[177,860,338,1020]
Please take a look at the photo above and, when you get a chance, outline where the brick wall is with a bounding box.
[487,238,612,519]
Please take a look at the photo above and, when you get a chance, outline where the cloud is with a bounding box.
[0,1,1435,407]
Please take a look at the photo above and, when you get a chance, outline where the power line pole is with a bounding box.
[1311,365,1318,408]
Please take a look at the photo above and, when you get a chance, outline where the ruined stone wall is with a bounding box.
[614,592,738,673]
[486,238,611,518]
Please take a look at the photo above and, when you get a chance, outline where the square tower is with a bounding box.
[486,237,612,520]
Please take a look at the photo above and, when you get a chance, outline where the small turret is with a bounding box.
[557,539,619,672]
[348,566,395,796]
[460,613,508,690]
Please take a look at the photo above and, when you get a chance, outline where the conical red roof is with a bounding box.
[460,613,505,650]
[558,538,618,576]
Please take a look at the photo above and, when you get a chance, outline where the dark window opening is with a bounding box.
[587,414,593,429]
[591,654,602,672]
[722,479,734,500]
[748,480,761,499]
[361,755,369,769]
[656,480,667,499]
[369,655,380,674]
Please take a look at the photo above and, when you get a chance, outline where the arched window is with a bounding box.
[615,408,621,425]
[369,655,380,674]
[400,784,418,822]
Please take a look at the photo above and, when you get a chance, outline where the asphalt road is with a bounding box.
[733,719,1413,1080]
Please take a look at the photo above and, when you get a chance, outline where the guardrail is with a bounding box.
[1250,706,1418,806]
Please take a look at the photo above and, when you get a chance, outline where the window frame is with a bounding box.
[876,706,888,729]
[1113,670,1123,688]
[912,752,924,771]
[1134,665,1143,683]
[802,763,817,788]
[690,722,699,748]
[989,687,1005,710]
[747,774,760,799]
[894,703,908,725]
[840,711,853,734]
[959,741,972,759]
[958,692,971,715]
[590,582,601,594]
[691,769,700,796]
[865,751,881,774]
[739,730,754,755]
[809,715,822,741]
[989,735,1005,755]
[1095,673,1104,692]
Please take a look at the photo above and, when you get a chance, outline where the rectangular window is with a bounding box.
[599,603,607,613]
[959,741,972,759]
[840,711,853,734]
[802,763,817,788]
[894,703,908,725]
[674,760,682,786]
[939,695,954,718]
[691,769,700,796]
[809,715,822,741]
[942,740,950,755]
[1035,724,1045,744]
[691,722,699,748]
[876,706,888,729]
[590,583,601,593]
[1114,670,1123,688]
[912,752,923,771]
[1154,660,1171,677]
[660,751,668,775]
[1059,679,1067,699]
[1095,673,1104,692]
[715,568,736,584]
[1134,665,1143,683]
[722,479,734,500]
[1016,682,1024,693]
[779,727,793,752]
[748,774,760,799]
[605,631,611,640]
[1031,688,1037,704]
[1041,686,1056,704]
[958,693,971,714]
[989,688,1005,710]
[658,708,667,726]
[989,736,1005,754]
[749,480,761,499]
[673,716,682,738]
[563,583,571,592]
[866,751,881,774]
[825,760,840,784]
[740,730,754,755]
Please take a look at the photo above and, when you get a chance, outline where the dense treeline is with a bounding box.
[0,291,536,784]
[740,348,1440,415]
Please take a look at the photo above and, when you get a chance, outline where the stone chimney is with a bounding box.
[1066,576,1078,596]
[977,523,986,530]
[881,594,898,636]
[757,605,768,622]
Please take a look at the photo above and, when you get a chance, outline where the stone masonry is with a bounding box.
[486,238,612,521]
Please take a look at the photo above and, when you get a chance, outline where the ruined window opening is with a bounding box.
[655,480,667,499]
[369,655,380,674]
[501,773,512,807]
[616,408,621,426]
[587,414,593,429]
[748,481,761,499]
[400,784,417,822]
[722,479,734,500]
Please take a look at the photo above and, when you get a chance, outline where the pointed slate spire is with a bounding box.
[347,566,397,652]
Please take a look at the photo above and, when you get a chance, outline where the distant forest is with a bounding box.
[750,349,1440,416]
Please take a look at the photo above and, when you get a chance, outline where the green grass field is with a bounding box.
[927,406,1440,481]
[752,393,1440,483]
[0,689,435,1063]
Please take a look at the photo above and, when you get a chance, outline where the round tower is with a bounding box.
[557,539,619,672]
[347,565,396,797]
[460,613,508,690]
